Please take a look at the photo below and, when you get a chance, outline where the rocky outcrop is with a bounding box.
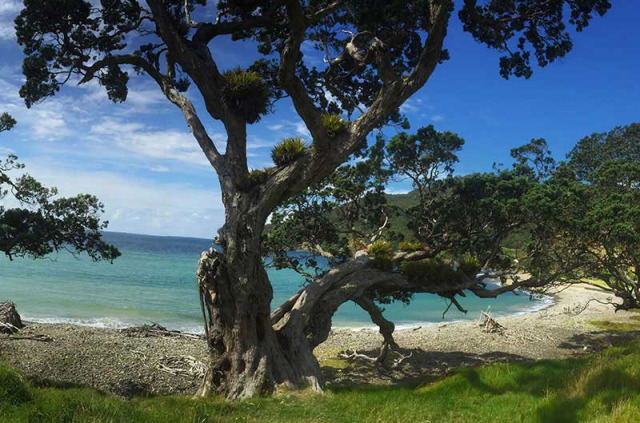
[0,302,24,334]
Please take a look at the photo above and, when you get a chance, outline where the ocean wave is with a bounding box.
[23,315,207,335]
[23,316,132,329]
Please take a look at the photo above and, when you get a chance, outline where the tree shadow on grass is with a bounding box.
[28,376,153,399]
[322,348,530,388]
[537,368,640,423]
[558,330,640,352]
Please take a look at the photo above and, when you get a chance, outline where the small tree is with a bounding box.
[15,0,613,398]
[0,113,119,262]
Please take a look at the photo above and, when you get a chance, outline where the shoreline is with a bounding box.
[1,284,637,397]
[18,289,556,335]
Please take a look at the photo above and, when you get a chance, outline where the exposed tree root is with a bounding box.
[339,343,413,369]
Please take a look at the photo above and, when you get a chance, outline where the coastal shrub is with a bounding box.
[398,241,422,252]
[349,238,368,255]
[459,254,481,276]
[400,258,466,286]
[322,113,347,138]
[0,362,31,405]
[234,168,276,192]
[271,138,306,167]
[222,68,270,123]
[366,240,394,270]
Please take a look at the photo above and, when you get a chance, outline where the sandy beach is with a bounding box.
[1,284,637,398]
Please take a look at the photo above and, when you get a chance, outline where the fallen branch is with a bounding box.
[339,343,413,369]
[0,321,20,333]
[156,356,206,378]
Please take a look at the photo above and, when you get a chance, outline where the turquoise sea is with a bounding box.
[0,232,551,333]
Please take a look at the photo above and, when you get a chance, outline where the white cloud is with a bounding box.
[0,0,20,40]
[400,97,423,114]
[431,114,445,122]
[263,119,311,142]
[23,161,224,238]
[0,1,21,14]
[88,117,224,167]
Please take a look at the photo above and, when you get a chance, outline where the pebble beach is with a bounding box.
[1,284,636,398]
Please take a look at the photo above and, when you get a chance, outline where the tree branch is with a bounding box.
[79,54,225,173]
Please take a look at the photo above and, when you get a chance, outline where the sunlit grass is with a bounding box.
[3,342,640,422]
[589,319,640,332]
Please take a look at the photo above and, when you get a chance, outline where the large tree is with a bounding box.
[0,112,119,261]
[544,124,640,309]
[15,0,612,398]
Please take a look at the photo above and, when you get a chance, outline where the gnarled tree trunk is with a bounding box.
[194,202,482,399]
[195,194,325,399]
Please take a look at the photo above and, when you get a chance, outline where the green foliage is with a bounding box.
[424,170,534,269]
[398,241,422,252]
[15,0,143,107]
[459,0,612,79]
[234,168,276,192]
[522,134,640,309]
[459,255,481,277]
[321,114,347,138]
[568,123,640,180]
[510,138,556,180]
[222,68,271,123]
[366,240,393,271]
[271,138,306,167]
[0,112,16,132]
[5,342,640,422]
[386,126,464,186]
[400,258,467,286]
[0,113,119,261]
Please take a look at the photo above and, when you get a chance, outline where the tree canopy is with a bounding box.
[13,0,616,399]
[0,113,119,262]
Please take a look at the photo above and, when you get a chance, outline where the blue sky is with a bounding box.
[0,1,638,238]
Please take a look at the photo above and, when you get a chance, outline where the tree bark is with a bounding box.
[195,194,325,399]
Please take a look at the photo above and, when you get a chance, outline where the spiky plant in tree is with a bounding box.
[271,138,306,167]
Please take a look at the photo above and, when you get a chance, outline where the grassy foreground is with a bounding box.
[2,342,640,423]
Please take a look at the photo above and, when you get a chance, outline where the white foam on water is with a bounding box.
[22,292,555,333]
[24,316,132,329]
[24,315,207,334]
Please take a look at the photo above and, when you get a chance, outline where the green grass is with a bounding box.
[3,342,640,422]
[589,318,640,332]
[582,278,610,289]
